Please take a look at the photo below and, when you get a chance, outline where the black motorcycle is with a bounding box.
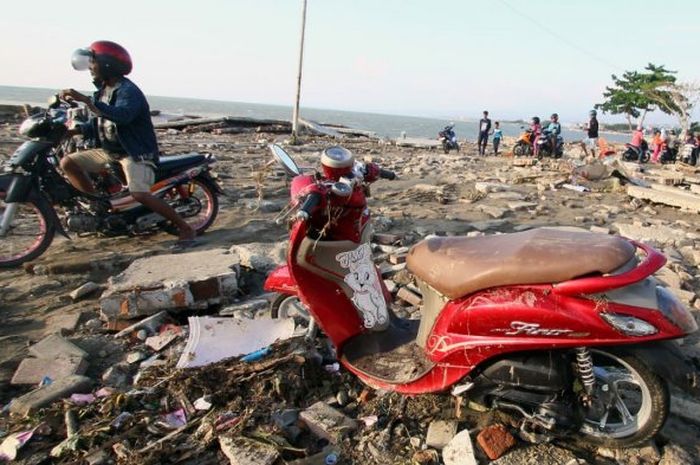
[623,141,650,163]
[438,126,459,154]
[536,129,564,158]
[0,96,222,267]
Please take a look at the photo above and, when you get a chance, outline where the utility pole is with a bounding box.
[291,0,308,143]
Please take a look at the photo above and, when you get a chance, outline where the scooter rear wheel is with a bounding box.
[576,349,668,448]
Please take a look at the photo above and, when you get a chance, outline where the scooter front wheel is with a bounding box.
[576,349,668,448]
[270,293,316,339]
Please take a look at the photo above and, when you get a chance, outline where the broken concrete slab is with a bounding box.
[442,429,477,465]
[425,420,458,450]
[45,312,82,335]
[299,401,358,443]
[627,185,700,213]
[11,356,88,385]
[219,436,279,465]
[490,443,580,465]
[614,222,688,247]
[9,375,92,415]
[477,205,508,219]
[229,242,286,273]
[29,334,88,359]
[100,249,238,320]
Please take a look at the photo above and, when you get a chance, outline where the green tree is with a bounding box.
[595,63,677,130]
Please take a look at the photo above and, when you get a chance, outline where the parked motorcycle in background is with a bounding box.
[264,143,700,448]
[536,128,564,158]
[623,140,650,163]
[513,127,535,156]
[438,123,459,154]
[0,96,221,267]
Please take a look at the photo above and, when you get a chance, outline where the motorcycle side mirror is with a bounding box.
[268,144,301,177]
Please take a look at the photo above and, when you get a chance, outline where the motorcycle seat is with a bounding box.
[156,153,206,178]
[407,228,636,299]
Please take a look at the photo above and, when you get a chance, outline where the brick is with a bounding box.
[9,375,92,415]
[11,356,88,385]
[396,287,422,307]
[299,401,358,443]
[219,436,279,465]
[476,424,516,460]
[425,420,458,450]
[29,334,88,359]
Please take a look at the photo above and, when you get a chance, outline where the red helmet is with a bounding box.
[71,41,132,77]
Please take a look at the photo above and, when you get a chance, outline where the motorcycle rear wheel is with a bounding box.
[0,192,56,268]
[513,144,525,156]
[162,176,219,235]
[576,349,668,448]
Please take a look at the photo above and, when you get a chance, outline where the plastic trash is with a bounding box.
[241,347,270,362]
[325,452,339,465]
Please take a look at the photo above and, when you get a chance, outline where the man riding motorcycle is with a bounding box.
[59,41,196,248]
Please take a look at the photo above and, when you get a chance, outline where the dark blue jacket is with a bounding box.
[82,77,159,163]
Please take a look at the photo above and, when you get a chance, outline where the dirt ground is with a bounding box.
[1,119,700,464]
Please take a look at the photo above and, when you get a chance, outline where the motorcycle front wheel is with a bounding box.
[163,176,219,235]
[576,349,668,448]
[513,144,525,156]
[0,192,56,268]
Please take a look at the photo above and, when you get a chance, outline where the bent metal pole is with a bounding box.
[291,0,308,140]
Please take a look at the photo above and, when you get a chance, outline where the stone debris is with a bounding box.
[442,429,477,465]
[68,281,101,301]
[9,375,92,415]
[99,248,239,320]
[299,401,358,443]
[425,419,458,450]
[627,184,700,212]
[29,334,88,359]
[11,356,88,385]
[219,435,280,465]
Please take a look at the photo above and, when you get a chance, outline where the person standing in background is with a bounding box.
[477,110,491,155]
[584,110,599,157]
[492,121,503,155]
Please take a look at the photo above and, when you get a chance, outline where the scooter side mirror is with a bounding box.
[268,144,301,177]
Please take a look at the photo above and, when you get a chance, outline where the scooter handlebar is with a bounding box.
[296,191,322,221]
[379,169,397,180]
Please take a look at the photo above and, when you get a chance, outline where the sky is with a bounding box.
[1,0,699,124]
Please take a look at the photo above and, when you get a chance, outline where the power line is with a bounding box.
[497,0,621,71]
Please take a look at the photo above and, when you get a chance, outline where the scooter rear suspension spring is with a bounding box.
[575,347,595,395]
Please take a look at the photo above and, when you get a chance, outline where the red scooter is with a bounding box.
[264,144,699,447]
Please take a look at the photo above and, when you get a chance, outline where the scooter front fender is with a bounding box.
[609,340,700,396]
[264,264,299,295]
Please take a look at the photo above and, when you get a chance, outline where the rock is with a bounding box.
[29,334,88,359]
[11,356,88,385]
[490,443,581,465]
[656,267,683,289]
[69,281,101,301]
[396,287,422,307]
[478,205,508,219]
[144,330,180,352]
[476,424,516,460]
[299,401,358,443]
[84,318,104,331]
[507,201,538,211]
[125,351,147,364]
[475,182,510,194]
[229,242,287,273]
[659,443,694,465]
[425,420,458,450]
[219,436,279,465]
[100,249,239,319]
[589,225,610,235]
[219,299,270,317]
[442,429,477,465]
[412,449,439,464]
[9,375,92,415]
[101,364,130,388]
[597,443,660,465]
[46,312,82,335]
[614,222,686,246]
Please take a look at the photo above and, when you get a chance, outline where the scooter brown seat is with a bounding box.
[407,228,636,299]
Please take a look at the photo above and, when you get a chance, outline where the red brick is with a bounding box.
[476,424,516,460]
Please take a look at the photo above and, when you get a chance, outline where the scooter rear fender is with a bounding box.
[264,264,299,295]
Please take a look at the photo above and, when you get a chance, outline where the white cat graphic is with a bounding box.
[336,243,388,329]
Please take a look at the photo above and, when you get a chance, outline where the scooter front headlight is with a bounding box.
[601,313,658,336]
[656,286,698,333]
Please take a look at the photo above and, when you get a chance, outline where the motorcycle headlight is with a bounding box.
[656,286,698,333]
[601,313,658,336]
